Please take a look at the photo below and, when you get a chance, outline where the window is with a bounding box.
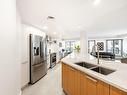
[65,40,80,52]
[88,40,95,53]
[106,39,123,57]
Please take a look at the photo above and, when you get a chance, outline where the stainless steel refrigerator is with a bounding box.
[30,34,47,84]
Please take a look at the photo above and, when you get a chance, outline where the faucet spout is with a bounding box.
[97,45,99,65]
[92,44,100,65]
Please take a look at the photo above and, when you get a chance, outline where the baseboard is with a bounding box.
[21,83,29,90]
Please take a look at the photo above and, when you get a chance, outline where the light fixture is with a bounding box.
[42,26,48,30]
[42,16,55,31]
[47,16,55,20]
[93,0,101,5]
[53,32,57,35]
[77,25,82,29]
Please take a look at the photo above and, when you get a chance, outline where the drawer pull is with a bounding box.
[86,76,97,83]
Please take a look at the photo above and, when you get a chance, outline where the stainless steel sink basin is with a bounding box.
[75,62,96,69]
[75,62,116,75]
[91,66,115,75]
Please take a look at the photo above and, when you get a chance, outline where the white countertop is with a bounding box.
[61,53,127,93]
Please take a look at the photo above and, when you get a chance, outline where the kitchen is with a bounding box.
[1,0,127,95]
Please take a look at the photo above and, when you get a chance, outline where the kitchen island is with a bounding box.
[61,53,127,95]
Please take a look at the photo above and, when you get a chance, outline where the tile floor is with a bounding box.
[22,64,65,95]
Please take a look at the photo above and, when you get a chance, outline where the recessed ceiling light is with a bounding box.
[93,0,101,5]
[42,26,48,30]
[53,32,57,35]
[77,25,82,29]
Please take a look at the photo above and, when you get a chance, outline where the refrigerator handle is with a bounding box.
[40,42,43,57]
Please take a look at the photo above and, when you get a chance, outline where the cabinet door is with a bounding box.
[86,76,98,95]
[110,86,127,95]
[122,92,127,95]
[110,86,123,95]
[62,64,81,95]
[68,66,75,95]
[97,81,110,95]
[62,63,66,91]
[80,72,87,95]
[62,63,68,93]
[75,70,81,95]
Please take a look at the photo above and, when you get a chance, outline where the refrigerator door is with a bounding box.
[30,35,42,65]
[40,38,47,61]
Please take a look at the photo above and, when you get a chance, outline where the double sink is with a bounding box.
[75,62,115,75]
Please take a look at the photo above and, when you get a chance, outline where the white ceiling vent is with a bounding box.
[47,16,55,20]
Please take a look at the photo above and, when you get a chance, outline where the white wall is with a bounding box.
[21,24,46,87]
[0,0,21,95]
[17,9,22,95]
[80,31,88,55]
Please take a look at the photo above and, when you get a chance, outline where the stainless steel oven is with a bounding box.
[50,53,56,68]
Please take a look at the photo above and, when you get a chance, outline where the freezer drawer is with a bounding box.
[30,61,47,84]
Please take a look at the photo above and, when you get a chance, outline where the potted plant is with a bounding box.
[74,45,80,53]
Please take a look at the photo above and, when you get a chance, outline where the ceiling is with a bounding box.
[17,0,127,39]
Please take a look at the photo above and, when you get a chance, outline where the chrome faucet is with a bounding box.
[92,44,100,65]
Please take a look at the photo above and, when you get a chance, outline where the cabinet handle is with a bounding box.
[86,76,97,83]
